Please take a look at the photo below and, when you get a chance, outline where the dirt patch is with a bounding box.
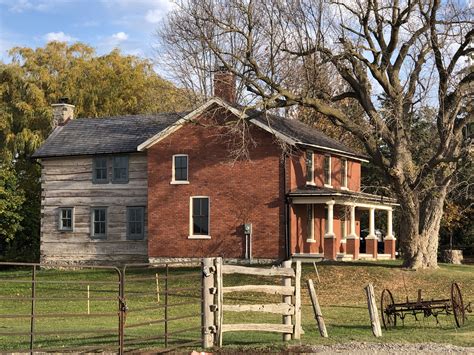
[295,342,474,354]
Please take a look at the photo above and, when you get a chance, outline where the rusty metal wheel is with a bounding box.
[451,282,465,327]
[381,289,397,330]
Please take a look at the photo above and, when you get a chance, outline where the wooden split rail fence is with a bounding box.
[201,258,302,348]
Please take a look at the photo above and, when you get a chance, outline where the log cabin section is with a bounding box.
[40,153,149,265]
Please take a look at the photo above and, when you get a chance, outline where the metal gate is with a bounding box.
[0,262,203,354]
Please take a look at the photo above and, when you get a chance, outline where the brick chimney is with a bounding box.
[52,98,75,127]
[213,66,236,103]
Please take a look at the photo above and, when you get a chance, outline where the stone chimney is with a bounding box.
[213,66,236,103]
[52,98,75,127]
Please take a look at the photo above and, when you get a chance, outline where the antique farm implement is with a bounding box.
[380,282,471,330]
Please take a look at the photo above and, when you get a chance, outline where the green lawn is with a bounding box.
[0,261,472,352]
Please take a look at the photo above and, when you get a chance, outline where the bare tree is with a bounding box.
[158,0,473,269]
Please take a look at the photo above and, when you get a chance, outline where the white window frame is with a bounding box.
[324,155,332,188]
[171,154,190,184]
[341,158,349,190]
[188,196,211,239]
[306,204,315,242]
[58,207,74,231]
[306,150,316,186]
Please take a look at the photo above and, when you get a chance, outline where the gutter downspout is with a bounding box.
[283,154,290,261]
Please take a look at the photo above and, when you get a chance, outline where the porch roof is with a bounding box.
[288,186,398,206]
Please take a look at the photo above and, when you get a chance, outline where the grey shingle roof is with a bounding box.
[32,112,189,158]
[250,111,368,159]
[33,100,366,160]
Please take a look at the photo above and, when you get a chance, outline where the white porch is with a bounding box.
[289,190,398,261]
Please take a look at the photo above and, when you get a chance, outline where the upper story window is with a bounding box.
[171,154,189,184]
[189,197,210,238]
[341,158,348,189]
[93,157,108,184]
[93,155,129,184]
[324,155,332,187]
[112,156,129,183]
[59,207,74,231]
[127,207,145,240]
[306,150,314,185]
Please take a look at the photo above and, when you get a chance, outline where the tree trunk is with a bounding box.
[398,186,448,269]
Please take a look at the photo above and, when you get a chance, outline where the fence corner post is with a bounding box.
[214,257,223,347]
[292,260,302,340]
[202,258,216,349]
[281,259,292,341]
[365,283,382,337]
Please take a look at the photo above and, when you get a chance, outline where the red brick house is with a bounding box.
[33,69,397,265]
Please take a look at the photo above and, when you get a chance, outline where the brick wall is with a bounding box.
[147,110,286,260]
[290,150,361,191]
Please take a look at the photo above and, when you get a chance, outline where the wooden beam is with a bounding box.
[222,323,294,334]
[222,265,295,277]
[222,285,294,296]
[307,279,328,337]
[365,283,382,337]
[222,303,295,315]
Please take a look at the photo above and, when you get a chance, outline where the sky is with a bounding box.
[0,0,174,63]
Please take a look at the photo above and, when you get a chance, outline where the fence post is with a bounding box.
[202,258,216,348]
[365,283,382,337]
[118,268,125,355]
[293,261,302,340]
[164,264,169,347]
[307,279,328,337]
[215,257,223,347]
[281,260,292,341]
[30,265,36,353]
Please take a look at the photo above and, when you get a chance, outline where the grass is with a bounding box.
[0,260,472,352]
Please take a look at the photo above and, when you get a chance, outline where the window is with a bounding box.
[112,156,129,183]
[93,157,108,183]
[59,208,73,231]
[341,159,348,189]
[172,154,189,183]
[323,155,332,186]
[307,204,315,242]
[306,150,314,185]
[127,207,145,240]
[190,197,210,238]
[91,207,107,239]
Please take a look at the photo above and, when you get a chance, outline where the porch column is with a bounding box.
[384,208,396,259]
[346,205,359,260]
[324,200,337,260]
[365,207,378,259]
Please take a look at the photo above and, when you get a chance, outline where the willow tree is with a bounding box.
[159,0,473,268]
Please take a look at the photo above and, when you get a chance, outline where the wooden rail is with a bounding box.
[222,323,294,333]
[222,303,295,315]
[221,265,295,277]
[222,285,294,295]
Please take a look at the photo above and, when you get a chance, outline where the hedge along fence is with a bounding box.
[201,258,302,348]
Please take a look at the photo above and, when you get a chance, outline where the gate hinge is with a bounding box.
[203,266,216,277]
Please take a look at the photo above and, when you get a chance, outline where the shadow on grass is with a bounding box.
[310,260,403,269]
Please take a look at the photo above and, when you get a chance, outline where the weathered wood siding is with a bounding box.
[40,153,148,265]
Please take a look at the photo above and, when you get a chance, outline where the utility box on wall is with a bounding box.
[244,223,252,261]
